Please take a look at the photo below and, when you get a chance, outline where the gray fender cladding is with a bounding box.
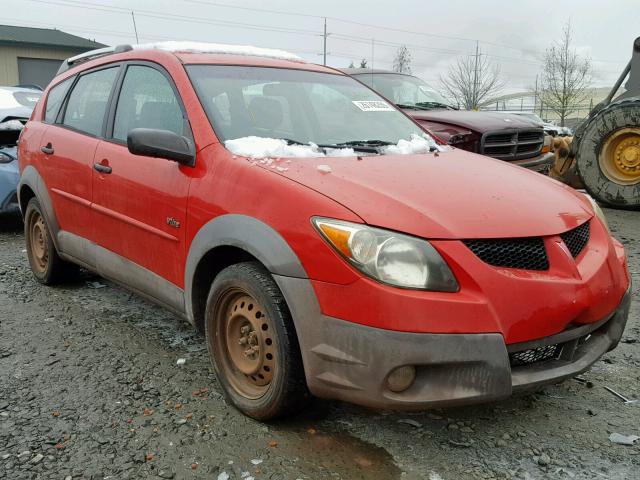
[184,214,308,323]
[19,165,61,249]
[576,99,640,209]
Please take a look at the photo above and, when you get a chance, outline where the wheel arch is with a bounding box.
[18,165,61,249]
[185,214,309,330]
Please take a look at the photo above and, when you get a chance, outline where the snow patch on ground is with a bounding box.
[0,120,24,131]
[382,134,438,155]
[225,136,355,158]
[134,41,302,62]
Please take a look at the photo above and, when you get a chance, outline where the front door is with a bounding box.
[91,63,193,289]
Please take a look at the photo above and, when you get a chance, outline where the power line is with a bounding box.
[181,0,629,65]
[23,0,323,37]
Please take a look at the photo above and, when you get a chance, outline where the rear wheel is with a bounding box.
[576,100,640,209]
[24,198,78,284]
[205,262,309,420]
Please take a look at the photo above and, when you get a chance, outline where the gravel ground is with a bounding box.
[0,208,638,480]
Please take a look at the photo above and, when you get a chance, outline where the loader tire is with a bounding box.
[575,98,640,210]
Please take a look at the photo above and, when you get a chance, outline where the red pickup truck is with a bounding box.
[343,69,554,173]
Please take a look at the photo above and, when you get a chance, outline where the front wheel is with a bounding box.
[204,262,309,420]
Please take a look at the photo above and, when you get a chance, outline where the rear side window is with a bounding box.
[44,77,72,123]
[62,67,118,136]
[112,65,188,142]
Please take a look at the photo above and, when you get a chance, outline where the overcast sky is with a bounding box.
[5,0,638,94]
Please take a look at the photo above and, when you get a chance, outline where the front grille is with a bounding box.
[481,129,544,161]
[561,221,590,258]
[509,344,560,367]
[464,237,549,271]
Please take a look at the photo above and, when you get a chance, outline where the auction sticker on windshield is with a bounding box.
[352,100,395,112]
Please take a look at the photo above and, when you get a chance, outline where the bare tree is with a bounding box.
[393,45,412,74]
[540,21,591,126]
[348,60,355,68]
[439,46,504,110]
[359,58,368,69]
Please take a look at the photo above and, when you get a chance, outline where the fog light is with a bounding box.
[386,365,416,393]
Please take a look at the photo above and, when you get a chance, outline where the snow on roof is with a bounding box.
[133,41,303,62]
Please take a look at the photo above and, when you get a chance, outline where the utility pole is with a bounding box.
[471,41,479,109]
[371,38,375,69]
[323,17,327,66]
[534,74,539,114]
[131,11,139,44]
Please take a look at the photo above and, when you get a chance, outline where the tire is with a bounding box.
[575,99,640,210]
[204,261,309,420]
[24,198,78,284]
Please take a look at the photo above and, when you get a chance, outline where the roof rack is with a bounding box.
[56,44,133,75]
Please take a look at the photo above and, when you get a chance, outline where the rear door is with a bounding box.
[40,66,120,242]
[91,62,193,288]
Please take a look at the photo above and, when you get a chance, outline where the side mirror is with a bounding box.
[127,128,195,166]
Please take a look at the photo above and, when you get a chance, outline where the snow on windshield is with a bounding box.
[382,134,439,155]
[224,137,355,159]
[133,41,302,62]
[224,134,441,160]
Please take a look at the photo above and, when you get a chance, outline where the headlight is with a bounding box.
[0,152,14,164]
[584,194,610,233]
[312,217,459,292]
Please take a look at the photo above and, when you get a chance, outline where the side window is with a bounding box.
[44,77,73,123]
[62,67,118,136]
[112,65,188,142]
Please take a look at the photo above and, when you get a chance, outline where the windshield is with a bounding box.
[354,73,453,109]
[186,66,430,147]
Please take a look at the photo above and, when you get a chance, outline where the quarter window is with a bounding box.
[44,77,73,124]
[62,67,118,136]
[112,65,188,142]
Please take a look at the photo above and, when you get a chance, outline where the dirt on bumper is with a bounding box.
[301,287,631,410]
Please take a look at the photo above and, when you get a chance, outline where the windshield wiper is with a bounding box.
[282,138,389,153]
[332,140,394,147]
[396,103,423,110]
[415,101,458,110]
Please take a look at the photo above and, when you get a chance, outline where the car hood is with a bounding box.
[406,109,542,133]
[263,150,592,239]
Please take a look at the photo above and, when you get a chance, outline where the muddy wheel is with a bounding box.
[24,198,78,284]
[205,262,309,420]
[576,100,640,209]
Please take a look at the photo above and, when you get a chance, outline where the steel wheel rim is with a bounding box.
[213,289,277,400]
[29,212,49,273]
[600,128,640,185]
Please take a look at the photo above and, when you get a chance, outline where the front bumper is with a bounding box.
[511,151,554,174]
[279,273,631,410]
[0,189,19,214]
[0,160,20,214]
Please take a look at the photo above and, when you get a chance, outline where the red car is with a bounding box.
[18,43,631,420]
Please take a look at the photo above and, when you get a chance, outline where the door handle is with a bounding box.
[93,163,112,174]
[41,143,54,155]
